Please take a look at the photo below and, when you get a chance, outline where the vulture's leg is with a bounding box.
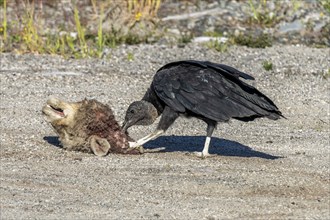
[129,130,164,148]
[195,121,216,158]
[129,106,179,148]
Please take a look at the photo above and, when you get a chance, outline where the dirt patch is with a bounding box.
[0,44,329,219]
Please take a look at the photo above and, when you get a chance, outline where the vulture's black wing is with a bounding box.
[152,61,283,122]
[157,60,255,80]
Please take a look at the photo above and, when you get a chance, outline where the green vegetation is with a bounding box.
[96,6,105,58]
[246,0,305,27]
[73,7,88,57]
[178,33,194,45]
[202,30,272,52]
[204,31,224,38]
[206,39,228,53]
[233,33,272,48]
[1,0,6,41]
[20,3,43,53]
[203,31,228,52]
[262,60,273,71]
[127,52,134,61]
[319,0,330,14]
[0,0,161,58]
[0,0,327,57]
[247,0,284,27]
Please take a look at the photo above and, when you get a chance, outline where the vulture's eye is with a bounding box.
[130,109,135,114]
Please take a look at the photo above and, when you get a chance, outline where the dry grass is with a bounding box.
[0,0,161,58]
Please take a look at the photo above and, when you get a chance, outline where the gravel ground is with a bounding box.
[0,44,329,219]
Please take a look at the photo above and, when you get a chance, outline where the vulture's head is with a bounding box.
[122,101,158,132]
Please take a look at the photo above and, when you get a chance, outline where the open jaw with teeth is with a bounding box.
[42,97,146,156]
[42,98,71,121]
[49,105,65,117]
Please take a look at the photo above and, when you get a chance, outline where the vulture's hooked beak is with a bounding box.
[121,120,130,132]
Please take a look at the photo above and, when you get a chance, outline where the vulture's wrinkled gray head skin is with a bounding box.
[122,100,159,132]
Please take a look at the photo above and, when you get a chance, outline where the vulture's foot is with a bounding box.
[128,141,140,148]
[193,151,215,158]
[143,147,166,153]
[126,142,144,153]
[128,141,165,153]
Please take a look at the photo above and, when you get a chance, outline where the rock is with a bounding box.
[278,20,305,33]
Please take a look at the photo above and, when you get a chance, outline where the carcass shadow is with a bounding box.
[144,135,282,160]
[43,135,281,160]
[43,136,62,148]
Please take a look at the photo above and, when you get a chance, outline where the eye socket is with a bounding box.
[130,109,135,114]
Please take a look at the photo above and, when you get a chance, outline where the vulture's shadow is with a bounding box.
[144,135,281,160]
[43,135,281,160]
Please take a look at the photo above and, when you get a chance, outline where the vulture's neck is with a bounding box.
[142,87,164,115]
[143,101,159,124]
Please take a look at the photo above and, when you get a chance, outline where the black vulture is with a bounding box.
[122,60,284,157]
